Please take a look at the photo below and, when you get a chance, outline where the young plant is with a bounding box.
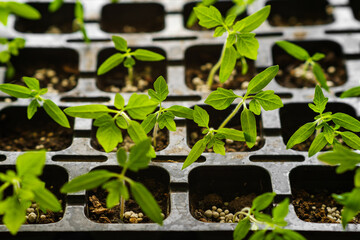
[318,144,360,229]
[0,77,70,128]
[0,2,41,26]
[142,76,194,147]
[193,5,270,88]
[64,92,157,153]
[48,0,89,43]
[233,192,305,240]
[276,41,329,91]
[0,151,62,235]
[182,65,282,169]
[97,35,164,87]
[186,0,256,28]
[286,85,360,157]
[0,37,25,79]
[61,139,164,225]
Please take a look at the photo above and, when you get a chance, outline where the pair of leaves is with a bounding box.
[97,36,164,75]
[0,77,70,128]
[276,41,329,91]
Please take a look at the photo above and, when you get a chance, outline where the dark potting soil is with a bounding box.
[273,47,346,89]
[192,193,257,223]
[91,128,169,152]
[87,178,169,223]
[292,189,360,224]
[0,108,73,152]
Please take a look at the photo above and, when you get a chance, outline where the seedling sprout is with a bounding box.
[0,38,25,79]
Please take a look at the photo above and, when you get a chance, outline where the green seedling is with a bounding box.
[340,86,360,98]
[61,139,164,225]
[194,5,270,89]
[276,40,329,91]
[182,65,282,169]
[142,76,194,147]
[0,151,62,235]
[287,85,360,157]
[233,192,305,240]
[48,0,89,43]
[97,35,164,87]
[0,1,41,26]
[0,77,70,128]
[186,0,256,28]
[318,145,360,229]
[0,38,25,79]
[64,92,157,153]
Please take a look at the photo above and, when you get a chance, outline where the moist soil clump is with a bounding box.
[192,193,256,223]
[186,61,256,91]
[274,49,346,89]
[293,189,360,223]
[87,178,169,223]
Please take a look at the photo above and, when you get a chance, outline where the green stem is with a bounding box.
[128,67,134,86]
[206,33,228,88]
[119,193,125,221]
[153,122,159,148]
[120,111,132,126]
[302,60,311,79]
[218,99,244,129]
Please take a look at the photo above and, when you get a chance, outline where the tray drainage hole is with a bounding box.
[0,155,5,161]
[60,97,111,103]
[52,155,107,162]
[249,155,304,162]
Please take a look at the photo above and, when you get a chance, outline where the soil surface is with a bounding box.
[87,178,169,223]
[293,189,360,223]
[91,128,169,152]
[274,47,346,89]
[0,109,73,151]
[192,193,257,223]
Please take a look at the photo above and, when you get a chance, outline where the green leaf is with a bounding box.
[205,88,238,110]
[312,52,325,61]
[103,180,129,208]
[158,112,176,131]
[194,6,224,29]
[249,230,266,240]
[148,76,168,102]
[64,105,110,119]
[2,196,27,235]
[249,99,261,115]
[193,105,209,128]
[127,139,152,171]
[97,53,124,75]
[7,2,41,20]
[233,218,251,240]
[114,93,125,110]
[27,99,39,119]
[312,63,329,92]
[225,14,236,27]
[112,35,127,52]
[216,128,245,141]
[75,0,83,20]
[0,8,10,26]
[125,94,157,120]
[130,181,163,225]
[323,123,334,144]
[23,77,39,90]
[212,138,225,155]
[252,192,275,211]
[233,5,270,32]
[43,100,70,128]
[0,51,10,63]
[226,33,237,48]
[280,229,306,240]
[276,41,310,61]
[97,121,122,152]
[16,151,46,177]
[340,86,360,98]
[94,115,113,127]
[214,26,226,37]
[116,148,127,167]
[48,0,64,12]
[241,108,257,148]
[167,105,194,119]
[128,120,148,143]
[132,49,164,61]
[61,170,118,193]
[332,113,360,132]
[123,57,135,68]
[308,133,327,157]
[219,46,237,83]
[340,131,360,150]
[355,169,360,188]
[236,33,259,60]
[254,90,283,111]
[246,65,279,95]
[116,117,128,129]
[334,188,360,229]
[272,198,289,223]
[286,122,316,149]
[182,139,207,169]
[33,187,62,212]
[141,113,157,134]
[313,85,328,113]
[0,83,32,98]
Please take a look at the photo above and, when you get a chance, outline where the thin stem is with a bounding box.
[119,192,125,221]
[153,122,159,147]
[206,33,229,88]
[128,67,134,86]
[120,111,132,126]
[302,60,311,79]
[218,99,244,129]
